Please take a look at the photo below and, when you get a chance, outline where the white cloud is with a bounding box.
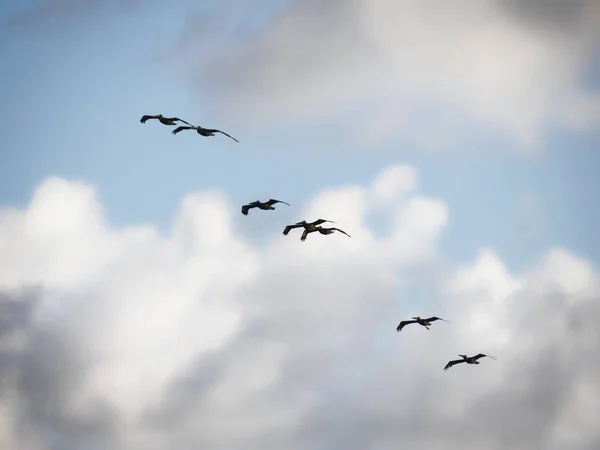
[371,165,418,205]
[184,0,600,152]
[1,166,599,449]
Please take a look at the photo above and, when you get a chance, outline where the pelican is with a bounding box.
[241,199,290,215]
[396,316,449,332]
[443,353,497,371]
[282,219,335,238]
[140,114,192,126]
[303,226,351,241]
[171,124,239,143]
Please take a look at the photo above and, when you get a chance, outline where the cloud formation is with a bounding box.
[182,0,600,151]
[1,166,599,449]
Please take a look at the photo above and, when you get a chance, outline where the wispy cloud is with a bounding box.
[175,0,600,152]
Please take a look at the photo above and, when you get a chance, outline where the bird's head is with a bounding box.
[459,354,468,359]
[156,114,163,118]
[412,316,421,320]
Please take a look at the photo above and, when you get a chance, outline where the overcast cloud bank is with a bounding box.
[1,165,599,449]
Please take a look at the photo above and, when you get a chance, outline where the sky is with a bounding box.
[0,0,599,449]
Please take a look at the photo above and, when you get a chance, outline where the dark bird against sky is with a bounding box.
[241,199,290,215]
[396,316,449,332]
[443,353,497,371]
[140,114,192,126]
[282,219,335,237]
[172,124,239,143]
[303,226,351,241]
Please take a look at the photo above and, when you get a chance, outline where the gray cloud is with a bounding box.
[0,288,119,449]
[7,258,596,450]
[499,0,599,32]
[0,288,40,397]
[0,288,39,339]
[175,0,600,151]
[1,177,599,449]
[16,327,117,439]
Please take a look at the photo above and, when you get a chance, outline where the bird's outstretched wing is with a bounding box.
[300,229,311,241]
[473,353,496,361]
[140,115,157,123]
[320,227,351,238]
[283,223,304,235]
[396,320,417,332]
[172,126,195,135]
[443,359,464,371]
[241,203,258,215]
[207,129,239,143]
[424,316,450,324]
[168,117,193,126]
[311,219,335,226]
[267,199,290,207]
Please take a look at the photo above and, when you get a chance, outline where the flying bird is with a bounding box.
[313,226,351,239]
[396,316,449,332]
[443,353,497,371]
[171,125,239,143]
[140,114,192,126]
[241,199,290,215]
[282,219,335,237]
[299,226,351,242]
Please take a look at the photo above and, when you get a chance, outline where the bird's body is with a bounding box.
[283,219,335,241]
[140,114,192,126]
[241,199,290,215]
[282,219,335,237]
[396,316,449,332]
[315,226,351,239]
[299,225,351,242]
[443,353,496,371]
[172,125,239,143]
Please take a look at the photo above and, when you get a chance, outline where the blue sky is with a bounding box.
[1,1,598,275]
